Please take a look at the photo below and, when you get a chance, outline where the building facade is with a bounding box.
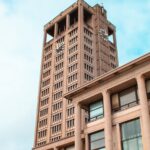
[65,53,150,150]
[33,0,118,149]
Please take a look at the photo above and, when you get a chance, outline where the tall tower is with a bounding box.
[33,0,118,149]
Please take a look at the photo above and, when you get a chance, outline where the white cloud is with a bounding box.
[0,2,7,15]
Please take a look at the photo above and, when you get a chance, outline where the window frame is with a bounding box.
[88,100,104,122]
[120,118,143,150]
[146,79,150,99]
[89,130,105,150]
[112,86,139,112]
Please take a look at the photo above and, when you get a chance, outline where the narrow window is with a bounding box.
[89,100,104,122]
[146,79,150,99]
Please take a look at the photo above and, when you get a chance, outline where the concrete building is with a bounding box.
[65,53,150,150]
[33,0,118,149]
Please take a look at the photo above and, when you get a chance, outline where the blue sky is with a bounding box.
[0,0,150,149]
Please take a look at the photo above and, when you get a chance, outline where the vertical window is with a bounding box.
[66,145,75,150]
[89,130,105,150]
[146,80,150,99]
[121,119,143,150]
[89,100,104,122]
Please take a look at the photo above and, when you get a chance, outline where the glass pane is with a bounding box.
[128,138,138,150]
[66,146,75,150]
[123,141,128,150]
[90,107,103,118]
[120,87,137,106]
[90,101,102,111]
[146,80,150,93]
[91,139,105,150]
[100,148,105,150]
[90,131,104,142]
[121,119,143,150]
[138,137,143,150]
[122,119,141,140]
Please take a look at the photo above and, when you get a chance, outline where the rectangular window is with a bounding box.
[89,100,104,122]
[121,119,143,150]
[65,145,75,150]
[146,80,150,99]
[112,87,139,112]
[89,130,105,150]
[119,87,138,110]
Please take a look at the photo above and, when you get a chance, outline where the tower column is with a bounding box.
[66,14,70,29]
[75,103,82,150]
[78,0,84,85]
[54,23,58,38]
[136,75,150,150]
[103,90,113,150]
[43,30,47,46]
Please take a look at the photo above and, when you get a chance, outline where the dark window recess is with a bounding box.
[146,80,150,99]
[46,25,54,43]
[84,8,92,27]
[58,17,66,35]
[70,8,78,26]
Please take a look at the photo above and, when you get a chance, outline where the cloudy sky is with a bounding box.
[0,0,150,149]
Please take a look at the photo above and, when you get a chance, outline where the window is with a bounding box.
[112,87,139,112]
[43,61,51,69]
[38,129,47,138]
[119,87,138,109]
[65,145,75,150]
[67,107,74,116]
[52,113,62,122]
[37,141,46,147]
[68,73,77,83]
[146,80,150,99]
[84,73,93,81]
[53,91,63,101]
[40,98,49,106]
[69,28,78,37]
[55,71,63,81]
[89,101,104,122]
[121,119,143,150]
[39,119,47,128]
[89,130,105,150]
[42,79,50,87]
[40,108,48,117]
[69,45,78,54]
[68,83,78,92]
[53,101,62,111]
[51,135,61,142]
[54,81,63,90]
[41,88,49,97]
[43,70,50,78]
[67,119,74,128]
[66,131,74,137]
[51,124,61,134]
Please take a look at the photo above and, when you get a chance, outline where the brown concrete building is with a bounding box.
[65,53,150,150]
[33,0,118,149]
